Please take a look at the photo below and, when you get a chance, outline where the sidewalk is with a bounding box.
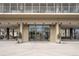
[0,40,79,56]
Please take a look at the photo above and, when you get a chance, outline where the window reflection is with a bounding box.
[33,3,39,13]
[62,3,69,13]
[76,4,79,13]
[48,3,55,13]
[70,4,76,13]
[17,3,24,13]
[0,4,3,13]
[40,3,46,13]
[3,3,10,13]
[55,3,61,13]
[24,3,32,13]
[11,3,17,13]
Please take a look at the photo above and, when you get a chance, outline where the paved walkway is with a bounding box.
[0,40,79,56]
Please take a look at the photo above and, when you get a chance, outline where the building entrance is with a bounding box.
[29,24,50,41]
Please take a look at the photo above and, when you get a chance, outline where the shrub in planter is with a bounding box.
[56,33,61,44]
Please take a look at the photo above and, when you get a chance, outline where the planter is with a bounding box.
[17,32,23,43]
[17,38,23,43]
[56,39,61,44]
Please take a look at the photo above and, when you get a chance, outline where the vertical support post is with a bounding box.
[7,28,9,40]
[70,28,73,40]
[74,29,75,39]
[13,29,14,39]
[49,25,56,42]
[22,25,29,42]
[19,20,23,34]
[49,23,60,42]
[65,29,66,38]
[18,18,23,43]
[56,23,60,42]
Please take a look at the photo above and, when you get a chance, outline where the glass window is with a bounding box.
[55,3,61,13]
[17,3,24,13]
[61,28,70,38]
[24,3,32,13]
[76,4,79,13]
[0,4,3,13]
[40,3,46,13]
[70,3,76,13]
[11,3,17,13]
[66,29,70,37]
[62,3,69,13]
[48,3,55,13]
[60,29,65,37]
[29,25,50,41]
[3,3,10,13]
[33,3,39,13]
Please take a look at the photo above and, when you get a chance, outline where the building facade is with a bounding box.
[0,2,79,42]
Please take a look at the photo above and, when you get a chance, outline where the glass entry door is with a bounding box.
[29,24,50,41]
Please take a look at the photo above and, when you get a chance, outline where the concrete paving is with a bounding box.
[0,40,79,56]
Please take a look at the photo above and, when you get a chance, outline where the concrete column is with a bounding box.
[55,23,60,41]
[12,29,14,39]
[19,22,23,34]
[19,22,23,42]
[22,25,29,42]
[70,28,73,39]
[7,28,9,40]
[49,25,56,42]
[74,29,76,39]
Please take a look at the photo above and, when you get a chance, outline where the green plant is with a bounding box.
[57,33,61,39]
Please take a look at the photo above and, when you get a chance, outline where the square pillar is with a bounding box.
[19,22,23,34]
[49,25,56,42]
[22,25,29,42]
[12,29,14,39]
[70,28,73,39]
[19,22,23,42]
[7,28,9,40]
[50,23,60,42]
[55,23,60,42]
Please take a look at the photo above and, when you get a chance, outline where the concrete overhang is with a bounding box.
[0,13,79,20]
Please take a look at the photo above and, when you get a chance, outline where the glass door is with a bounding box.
[29,24,50,41]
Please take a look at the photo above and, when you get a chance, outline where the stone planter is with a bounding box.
[17,38,23,43]
[56,39,61,44]
[56,33,61,44]
[17,32,23,43]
